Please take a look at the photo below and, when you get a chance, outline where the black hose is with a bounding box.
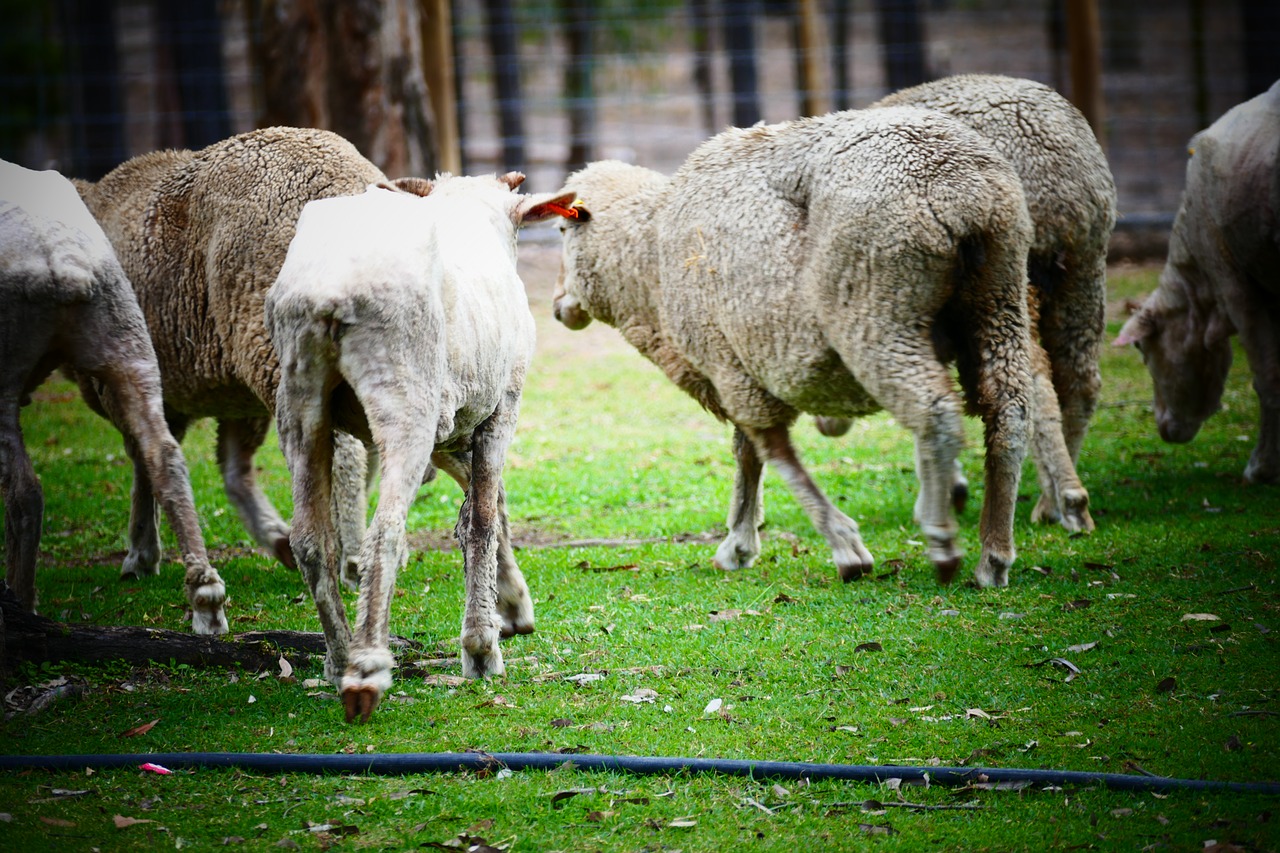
[1,751,1277,794]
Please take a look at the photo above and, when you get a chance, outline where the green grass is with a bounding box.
[1,260,1277,851]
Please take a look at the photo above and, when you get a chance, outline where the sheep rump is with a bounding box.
[553,106,1035,586]
[1,159,227,634]
[74,127,390,583]
[267,174,577,721]
[813,74,1116,534]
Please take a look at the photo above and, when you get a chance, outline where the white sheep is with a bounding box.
[267,174,580,722]
[816,75,1116,535]
[1115,80,1279,484]
[552,106,1035,587]
[72,128,399,584]
[1,159,228,634]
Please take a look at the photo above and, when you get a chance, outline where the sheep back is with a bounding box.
[655,106,1032,428]
[136,127,387,417]
[872,74,1116,267]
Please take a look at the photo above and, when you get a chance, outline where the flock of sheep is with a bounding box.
[3,74,1276,722]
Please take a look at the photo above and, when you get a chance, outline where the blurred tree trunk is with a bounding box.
[246,0,437,178]
[154,0,233,150]
[1065,0,1104,150]
[1241,0,1280,100]
[57,0,127,180]
[420,0,460,175]
[874,0,928,91]
[796,0,827,116]
[831,0,852,110]
[723,0,761,127]
[560,0,595,173]
[688,0,716,133]
[483,0,524,172]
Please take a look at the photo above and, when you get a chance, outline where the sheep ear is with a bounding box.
[1113,309,1154,347]
[378,177,434,197]
[515,191,591,226]
[499,171,526,191]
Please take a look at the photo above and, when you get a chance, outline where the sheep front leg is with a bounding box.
[713,426,766,571]
[1,397,43,612]
[432,450,534,638]
[740,424,875,581]
[457,415,516,679]
[103,363,228,634]
[217,418,295,569]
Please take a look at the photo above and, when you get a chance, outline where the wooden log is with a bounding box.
[0,586,419,673]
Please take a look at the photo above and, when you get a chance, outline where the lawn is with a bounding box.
[0,249,1276,851]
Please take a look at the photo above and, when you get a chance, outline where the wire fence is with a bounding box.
[3,0,1277,250]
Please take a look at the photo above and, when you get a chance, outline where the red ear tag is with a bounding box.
[546,201,584,220]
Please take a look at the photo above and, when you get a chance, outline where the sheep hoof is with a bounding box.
[273,535,297,570]
[1030,494,1061,526]
[951,481,968,514]
[342,687,380,723]
[461,643,504,679]
[1058,489,1094,535]
[713,538,759,571]
[341,560,361,591]
[191,606,229,636]
[120,551,160,580]
[933,556,962,584]
[838,561,874,582]
[973,553,1011,588]
[1244,451,1279,484]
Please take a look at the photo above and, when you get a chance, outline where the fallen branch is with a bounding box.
[0,586,418,673]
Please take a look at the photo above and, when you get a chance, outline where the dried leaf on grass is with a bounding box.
[1155,676,1177,693]
[1181,613,1221,622]
[113,815,155,828]
[1024,657,1081,682]
[620,688,658,704]
[119,719,158,738]
[855,642,883,653]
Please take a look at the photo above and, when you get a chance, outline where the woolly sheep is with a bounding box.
[1,159,228,634]
[817,74,1116,535]
[551,107,1036,587]
[1115,80,1279,484]
[267,174,579,721]
[73,127,398,582]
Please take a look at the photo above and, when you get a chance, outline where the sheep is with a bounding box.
[551,106,1036,587]
[1115,80,1279,484]
[266,173,580,721]
[816,74,1117,535]
[72,127,399,584]
[1,159,228,634]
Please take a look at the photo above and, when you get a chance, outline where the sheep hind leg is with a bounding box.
[217,417,294,569]
[713,426,766,571]
[276,356,352,689]
[457,406,523,679]
[1027,347,1093,534]
[343,440,431,722]
[433,451,534,638]
[741,424,874,582]
[1,396,43,612]
[332,433,372,590]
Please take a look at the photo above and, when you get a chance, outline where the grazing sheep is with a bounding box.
[818,74,1116,535]
[73,127,396,582]
[1,159,228,634]
[1115,80,1280,484]
[267,174,579,721]
[552,106,1035,587]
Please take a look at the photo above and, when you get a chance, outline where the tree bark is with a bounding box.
[560,0,595,173]
[723,0,761,127]
[483,0,525,172]
[246,0,437,177]
[874,0,928,91]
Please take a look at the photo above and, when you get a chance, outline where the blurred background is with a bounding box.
[3,0,1277,256]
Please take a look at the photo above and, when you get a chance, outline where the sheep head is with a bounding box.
[1114,281,1233,444]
